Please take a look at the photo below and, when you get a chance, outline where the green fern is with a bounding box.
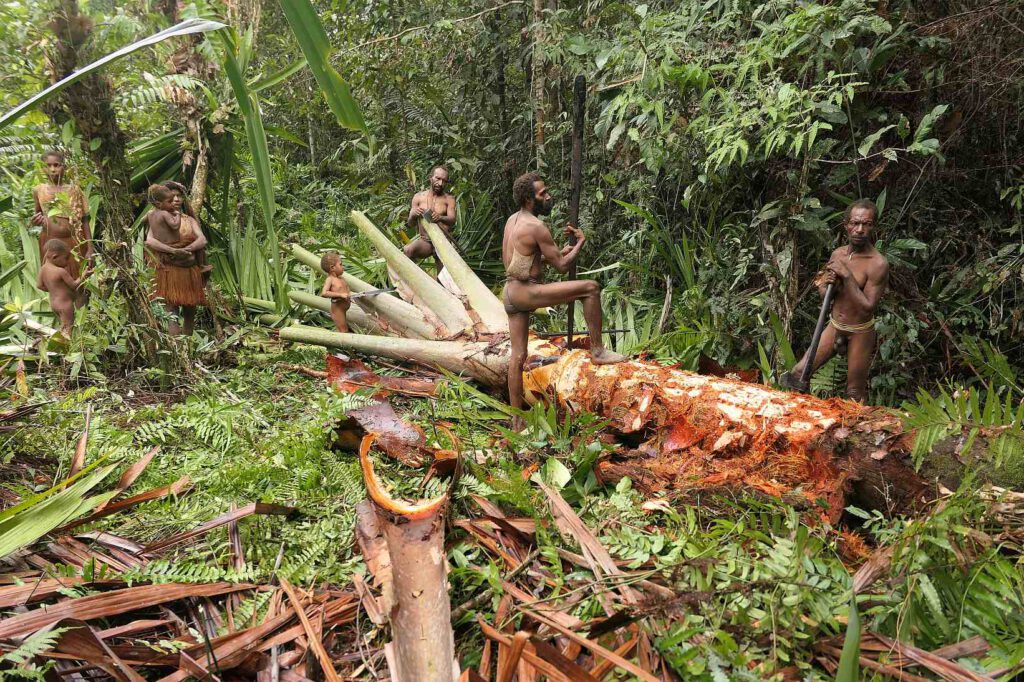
[123,559,259,585]
[114,74,204,110]
[902,385,1024,469]
[0,626,72,674]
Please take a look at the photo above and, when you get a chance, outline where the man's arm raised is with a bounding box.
[535,223,584,274]
[407,192,426,227]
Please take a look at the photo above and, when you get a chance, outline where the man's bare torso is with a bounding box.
[411,190,454,239]
[828,245,888,327]
[502,211,546,282]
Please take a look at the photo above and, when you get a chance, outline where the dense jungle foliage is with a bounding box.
[1,0,1023,680]
[0,0,1021,400]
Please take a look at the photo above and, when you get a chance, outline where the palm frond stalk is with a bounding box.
[350,212,474,336]
[286,290,384,335]
[420,218,508,333]
[290,244,439,339]
[279,325,508,386]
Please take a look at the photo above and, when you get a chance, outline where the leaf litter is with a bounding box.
[1,347,1022,680]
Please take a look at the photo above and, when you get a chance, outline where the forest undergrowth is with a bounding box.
[3,333,1023,679]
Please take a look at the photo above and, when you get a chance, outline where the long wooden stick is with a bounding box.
[566,75,586,348]
[797,282,836,391]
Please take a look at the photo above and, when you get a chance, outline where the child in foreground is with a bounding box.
[37,239,90,335]
[320,251,351,333]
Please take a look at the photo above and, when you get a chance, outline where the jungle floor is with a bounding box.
[1,330,1022,681]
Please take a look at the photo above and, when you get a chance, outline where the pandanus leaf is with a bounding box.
[277,0,366,134]
[0,19,225,131]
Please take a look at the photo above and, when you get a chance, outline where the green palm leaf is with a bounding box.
[218,31,287,309]
[0,463,116,558]
[0,19,225,131]
[835,592,861,682]
[277,0,367,134]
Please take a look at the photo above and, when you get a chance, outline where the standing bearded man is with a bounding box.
[404,165,456,273]
[781,199,889,402]
[503,172,626,425]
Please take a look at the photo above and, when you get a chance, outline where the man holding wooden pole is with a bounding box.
[502,76,626,426]
[781,199,889,401]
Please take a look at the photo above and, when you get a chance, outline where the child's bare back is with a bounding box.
[37,241,85,334]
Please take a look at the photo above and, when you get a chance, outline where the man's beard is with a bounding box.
[535,198,554,216]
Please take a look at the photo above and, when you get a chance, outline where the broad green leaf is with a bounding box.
[858,124,895,157]
[835,592,860,682]
[913,104,949,144]
[0,19,225,131]
[0,261,26,290]
[277,0,366,133]
[0,463,116,558]
[265,125,309,147]
[249,58,308,93]
[219,31,287,310]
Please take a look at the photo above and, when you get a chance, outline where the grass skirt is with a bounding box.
[155,264,206,306]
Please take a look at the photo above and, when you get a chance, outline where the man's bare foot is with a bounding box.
[591,347,628,365]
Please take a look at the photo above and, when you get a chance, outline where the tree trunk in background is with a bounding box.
[46,0,159,364]
[156,0,177,21]
[531,0,545,168]
[307,109,317,167]
[185,118,209,213]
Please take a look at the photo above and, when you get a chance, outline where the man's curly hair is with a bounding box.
[512,172,541,209]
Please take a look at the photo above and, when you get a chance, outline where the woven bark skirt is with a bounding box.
[155,264,206,306]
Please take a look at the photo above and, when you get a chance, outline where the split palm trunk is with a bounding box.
[359,436,457,682]
[349,211,474,336]
[286,290,383,335]
[289,244,439,339]
[419,218,508,333]
[279,209,1004,518]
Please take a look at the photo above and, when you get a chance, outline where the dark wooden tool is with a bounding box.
[566,74,586,349]
[795,282,836,392]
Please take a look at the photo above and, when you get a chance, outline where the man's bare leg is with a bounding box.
[507,310,531,430]
[506,279,627,365]
[781,323,838,389]
[403,238,434,262]
[845,329,876,402]
[578,279,627,364]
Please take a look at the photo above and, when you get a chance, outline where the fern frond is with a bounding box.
[115,74,202,110]
[902,385,1024,468]
[0,626,72,667]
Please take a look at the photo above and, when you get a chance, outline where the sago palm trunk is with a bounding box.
[350,211,474,337]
